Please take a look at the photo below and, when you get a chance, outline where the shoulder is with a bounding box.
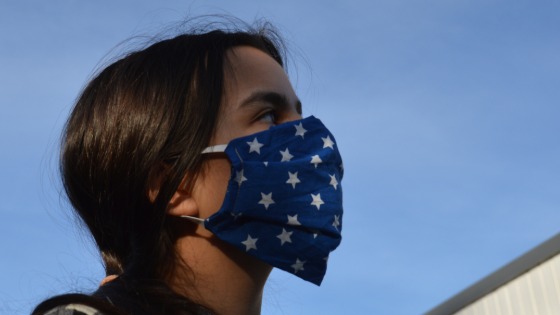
[32,294,121,315]
[40,303,105,315]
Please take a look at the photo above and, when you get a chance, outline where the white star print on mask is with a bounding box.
[279,148,294,162]
[287,214,301,226]
[332,215,341,231]
[310,155,322,168]
[294,122,307,138]
[258,192,275,209]
[329,174,338,190]
[310,193,324,210]
[286,171,301,189]
[235,169,248,186]
[322,135,335,149]
[247,137,264,154]
[241,235,258,251]
[291,258,306,273]
[276,228,293,245]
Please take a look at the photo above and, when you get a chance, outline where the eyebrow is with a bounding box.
[240,91,303,115]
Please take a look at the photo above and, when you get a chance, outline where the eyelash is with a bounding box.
[257,110,278,124]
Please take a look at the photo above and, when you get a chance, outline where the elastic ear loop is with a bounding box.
[180,215,206,225]
[180,144,228,225]
[201,144,227,154]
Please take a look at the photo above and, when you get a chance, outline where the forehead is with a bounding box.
[222,46,296,107]
[210,46,300,143]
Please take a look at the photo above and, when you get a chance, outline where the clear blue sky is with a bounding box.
[1,1,559,314]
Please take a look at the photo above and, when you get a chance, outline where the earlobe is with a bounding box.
[167,189,199,217]
[167,176,199,217]
[148,168,199,217]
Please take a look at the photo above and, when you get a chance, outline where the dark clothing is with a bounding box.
[42,303,104,315]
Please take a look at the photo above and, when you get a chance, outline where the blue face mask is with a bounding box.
[182,116,343,285]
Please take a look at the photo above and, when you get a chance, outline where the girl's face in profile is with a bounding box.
[191,46,302,222]
[167,46,302,292]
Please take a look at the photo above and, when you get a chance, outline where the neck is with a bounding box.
[170,231,272,315]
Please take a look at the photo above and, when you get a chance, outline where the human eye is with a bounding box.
[256,110,278,125]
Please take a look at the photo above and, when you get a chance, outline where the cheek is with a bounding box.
[194,157,232,217]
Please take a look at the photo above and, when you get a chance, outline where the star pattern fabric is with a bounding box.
[310,193,324,210]
[279,148,294,162]
[329,174,338,190]
[294,122,307,138]
[287,214,301,226]
[310,155,322,168]
[322,135,335,149]
[235,170,247,186]
[241,235,258,251]
[277,228,293,245]
[202,116,343,285]
[258,192,275,209]
[247,137,264,154]
[286,171,301,189]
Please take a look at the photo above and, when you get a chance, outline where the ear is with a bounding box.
[166,178,199,217]
[147,166,199,217]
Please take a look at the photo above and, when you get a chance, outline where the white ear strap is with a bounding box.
[180,215,205,225]
[201,144,227,154]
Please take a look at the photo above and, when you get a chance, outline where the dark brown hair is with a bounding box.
[33,20,286,315]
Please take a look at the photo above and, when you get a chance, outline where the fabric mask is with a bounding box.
[182,116,343,285]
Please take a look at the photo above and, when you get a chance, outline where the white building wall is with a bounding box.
[455,253,560,315]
